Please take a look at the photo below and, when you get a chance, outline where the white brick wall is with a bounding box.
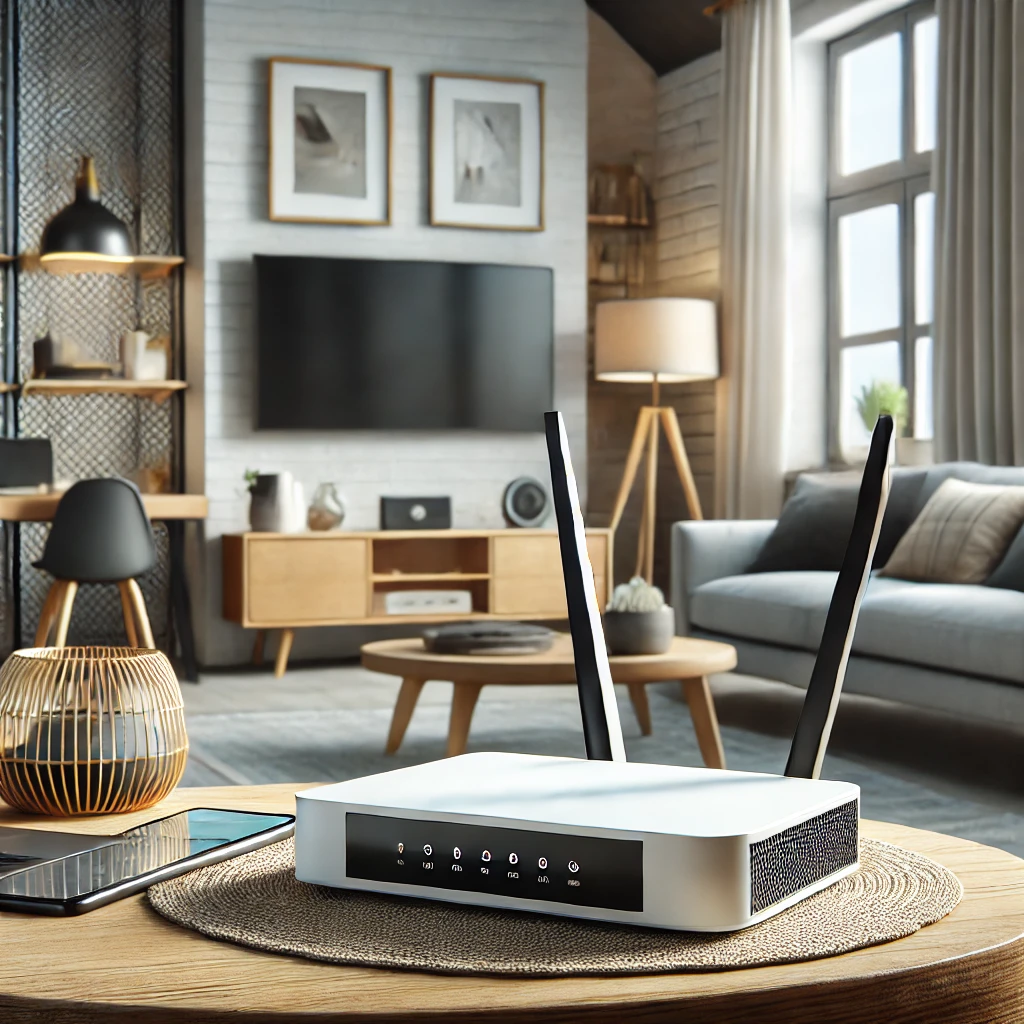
[653,51,722,517]
[190,0,588,665]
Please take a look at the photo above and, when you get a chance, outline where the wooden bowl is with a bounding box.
[0,646,188,816]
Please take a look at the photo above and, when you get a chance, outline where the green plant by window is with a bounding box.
[855,380,908,434]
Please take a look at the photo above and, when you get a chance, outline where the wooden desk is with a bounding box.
[0,784,1021,1023]
[0,489,208,680]
[0,490,207,522]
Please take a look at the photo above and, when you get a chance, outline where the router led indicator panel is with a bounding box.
[345,813,643,912]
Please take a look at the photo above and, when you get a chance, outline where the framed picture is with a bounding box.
[429,73,544,231]
[268,57,392,225]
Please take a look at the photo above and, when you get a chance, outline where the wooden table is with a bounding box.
[0,784,1021,1023]
[0,489,208,681]
[362,635,737,765]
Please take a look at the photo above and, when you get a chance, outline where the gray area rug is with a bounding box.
[182,687,1024,859]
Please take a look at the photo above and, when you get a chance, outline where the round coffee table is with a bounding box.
[361,634,737,767]
[0,784,1022,1023]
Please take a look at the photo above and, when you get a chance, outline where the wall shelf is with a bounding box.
[19,253,184,279]
[19,378,187,404]
[587,213,650,229]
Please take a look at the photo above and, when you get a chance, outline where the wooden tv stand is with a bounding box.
[222,528,612,677]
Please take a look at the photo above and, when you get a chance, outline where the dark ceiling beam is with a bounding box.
[586,0,722,77]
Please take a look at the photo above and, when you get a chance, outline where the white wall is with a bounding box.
[189,0,589,665]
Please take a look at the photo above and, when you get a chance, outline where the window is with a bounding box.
[827,4,937,461]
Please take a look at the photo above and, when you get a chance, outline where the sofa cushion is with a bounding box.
[853,580,1024,685]
[880,478,1024,584]
[747,468,927,574]
[690,571,846,651]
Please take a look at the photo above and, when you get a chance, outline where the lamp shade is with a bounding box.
[594,298,719,383]
[39,156,134,263]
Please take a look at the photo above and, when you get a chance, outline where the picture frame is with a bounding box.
[429,73,544,231]
[268,57,392,226]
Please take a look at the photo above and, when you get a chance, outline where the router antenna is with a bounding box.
[545,411,627,762]
[785,414,893,780]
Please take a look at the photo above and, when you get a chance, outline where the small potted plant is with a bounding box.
[852,380,929,464]
[602,577,675,656]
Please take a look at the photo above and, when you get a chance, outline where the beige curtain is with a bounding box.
[934,0,1024,464]
[716,0,792,518]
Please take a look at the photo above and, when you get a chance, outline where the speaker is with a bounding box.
[380,496,452,530]
[503,476,549,528]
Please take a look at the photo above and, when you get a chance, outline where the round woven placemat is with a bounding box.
[147,838,961,976]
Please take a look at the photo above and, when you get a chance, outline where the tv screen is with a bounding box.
[255,255,554,430]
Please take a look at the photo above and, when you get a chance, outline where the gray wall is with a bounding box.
[187,0,589,666]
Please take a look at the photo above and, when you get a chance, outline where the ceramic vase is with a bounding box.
[308,482,345,531]
[602,607,675,656]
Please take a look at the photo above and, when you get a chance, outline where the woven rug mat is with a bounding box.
[148,838,962,977]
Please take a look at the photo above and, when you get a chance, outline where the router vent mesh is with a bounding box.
[749,799,859,915]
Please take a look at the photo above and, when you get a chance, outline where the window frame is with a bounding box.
[826,1,935,462]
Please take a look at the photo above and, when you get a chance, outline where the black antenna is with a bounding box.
[545,411,626,762]
[785,415,893,780]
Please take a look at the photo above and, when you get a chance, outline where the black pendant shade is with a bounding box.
[39,156,134,262]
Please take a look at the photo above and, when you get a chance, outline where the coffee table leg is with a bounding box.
[627,682,653,736]
[446,683,483,758]
[681,676,726,769]
[386,677,426,754]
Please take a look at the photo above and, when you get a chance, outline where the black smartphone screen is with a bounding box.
[0,808,294,914]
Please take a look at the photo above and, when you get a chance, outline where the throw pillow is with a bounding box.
[747,469,927,574]
[879,478,1024,584]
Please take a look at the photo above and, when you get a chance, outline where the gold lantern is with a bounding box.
[0,647,188,816]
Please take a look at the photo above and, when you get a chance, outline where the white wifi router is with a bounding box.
[296,412,892,932]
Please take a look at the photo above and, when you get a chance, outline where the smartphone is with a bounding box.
[0,807,294,915]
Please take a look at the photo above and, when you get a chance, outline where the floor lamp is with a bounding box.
[595,297,719,583]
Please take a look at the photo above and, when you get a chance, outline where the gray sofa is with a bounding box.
[672,462,1024,731]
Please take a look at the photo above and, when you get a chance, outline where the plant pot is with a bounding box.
[602,607,675,656]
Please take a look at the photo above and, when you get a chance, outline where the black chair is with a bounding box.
[0,437,53,488]
[33,478,158,649]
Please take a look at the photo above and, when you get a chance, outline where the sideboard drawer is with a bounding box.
[247,538,368,624]
[492,534,608,616]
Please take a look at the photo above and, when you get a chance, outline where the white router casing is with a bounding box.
[295,752,860,932]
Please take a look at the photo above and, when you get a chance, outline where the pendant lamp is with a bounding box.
[39,156,134,267]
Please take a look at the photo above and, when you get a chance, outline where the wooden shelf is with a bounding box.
[587,213,650,229]
[19,253,184,279]
[20,378,187,404]
[371,572,491,583]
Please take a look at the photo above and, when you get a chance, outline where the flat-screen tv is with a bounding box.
[255,255,554,430]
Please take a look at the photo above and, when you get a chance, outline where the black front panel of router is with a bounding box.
[346,813,643,912]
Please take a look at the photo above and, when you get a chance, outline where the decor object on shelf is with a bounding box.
[121,330,169,381]
[39,156,134,268]
[502,476,549,527]
[246,471,305,533]
[596,297,719,581]
[380,496,452,531]
[383,590,473,616]
[0,646,188,815]
[429,73,543,231]
[268,57,392,226]
[34,478,158,650]
[603,576,675,656]
[587,158,650,226]
[307,482,345,531]
[422,621,554,656]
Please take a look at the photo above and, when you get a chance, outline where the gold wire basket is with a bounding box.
[0,647,188,816]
